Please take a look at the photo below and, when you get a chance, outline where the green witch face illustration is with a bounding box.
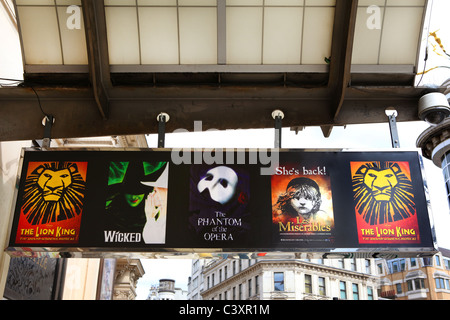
[105,161,168,238]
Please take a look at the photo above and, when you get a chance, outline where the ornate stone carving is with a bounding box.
[113,259,144,300]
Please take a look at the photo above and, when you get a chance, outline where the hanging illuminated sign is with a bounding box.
[6,148,437,259]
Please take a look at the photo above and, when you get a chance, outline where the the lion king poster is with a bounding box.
[15,161,88,244]
[351,161,421,244]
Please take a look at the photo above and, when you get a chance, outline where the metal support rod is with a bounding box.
[386,108,400,148]
[157,112,169,148]
[272,110,284,149]
[42,115,54,149]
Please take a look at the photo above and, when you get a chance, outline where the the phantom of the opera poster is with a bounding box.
[188,165,251,244]
[271,164,335,244]
[103,161,169,244]
[351,161,421,244]
[15,161,88,244]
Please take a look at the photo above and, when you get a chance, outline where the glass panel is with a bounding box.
[358,0,385,5]
[57,6,88,64]
[17,6,63,64]
[178,0,217,5]
[105,7,140,64]
[301,7,334,64]
[263,7,303,64]
[16,0,55,4]
[227,7,263,64]
[56,0,82,5]
[352,7,384,64]
[139,7,179,64]
[386,0,426,6]
[138,0,177,4]
[179,7,217,64]
[265,0,304,5]
[104,0,136,5]
[226,0,263,6]
[379,7,424,64]
[305,0,335,6]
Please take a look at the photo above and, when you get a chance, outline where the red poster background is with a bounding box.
[351,161,420,244]
[15,162,88,244]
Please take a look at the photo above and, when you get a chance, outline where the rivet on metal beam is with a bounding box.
[385,107,400,148]
[157,112,170,148]
[272,110,284,149]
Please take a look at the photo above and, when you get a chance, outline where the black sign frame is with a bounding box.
[5,148,438,259]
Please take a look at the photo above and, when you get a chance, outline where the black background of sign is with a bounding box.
[7,149,435,254]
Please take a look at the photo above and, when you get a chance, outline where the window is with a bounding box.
[232,287,236,300]
[423,257,432,266]
[318,277,326,296]
[274,272,284,291]
[304,274,312,294]
[248,279,252,297]
[351,259,356,271]
[365,259,371,273]
[435,255,441,267]
[407,278,426,291]
[239,284,242,300]
[367,286,374,300]
[340,281,347,300]
[435,277,449,290]
[255,276,259,295]
[444,258,450,270]
[396,283,403,294]
[352,283,359,300]
[435,277,445,289]
[377,263,383,274]
[400,259,406,271]
[388,259,406,273]
[224,266,228,279]
[410,258,417,267]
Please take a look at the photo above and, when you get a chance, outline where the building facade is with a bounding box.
[146,279,188,300]
[192,257,379,301]
[377,247,450,300]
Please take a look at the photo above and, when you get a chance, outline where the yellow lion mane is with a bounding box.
[352,161,416,226]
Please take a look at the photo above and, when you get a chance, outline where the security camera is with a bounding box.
[418,92,450,125]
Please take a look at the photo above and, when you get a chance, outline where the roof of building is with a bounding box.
[0,0,446,141]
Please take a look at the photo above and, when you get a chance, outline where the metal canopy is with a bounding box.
[0,0,445,141]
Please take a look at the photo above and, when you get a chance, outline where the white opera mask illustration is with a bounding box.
[197,166,238,205]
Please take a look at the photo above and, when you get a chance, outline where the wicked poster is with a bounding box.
[103,160,169,244]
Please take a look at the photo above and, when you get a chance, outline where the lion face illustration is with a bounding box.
[21,162,86,225]
[37,168,73,202]
[362,167,399,202]
[352,162,415,225]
